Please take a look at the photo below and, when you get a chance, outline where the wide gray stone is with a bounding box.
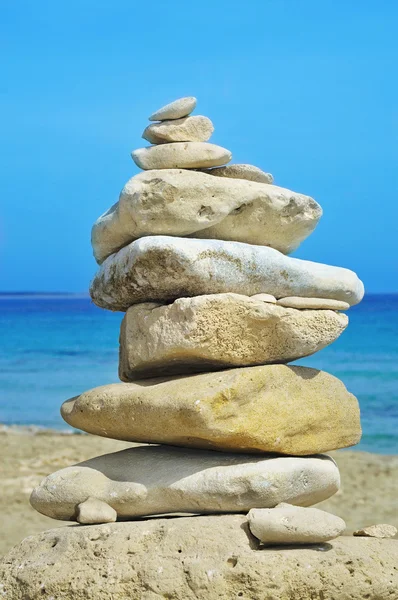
[1,518,397,600]
[30,447,340,521]
[89,236,365,311]
[91,169,321,264]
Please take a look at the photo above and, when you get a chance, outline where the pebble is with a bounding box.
[131,142,231,170]
[248,503,346,545]
[142,115,214,144]
[277,296,350,310]
[149,96,197,121]
[353,524,397,539]
[203,164,274,184]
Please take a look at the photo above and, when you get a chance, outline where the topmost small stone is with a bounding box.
[149,96,197,121]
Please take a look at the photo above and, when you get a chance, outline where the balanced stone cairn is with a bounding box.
[7,96,396,597]
[32,94,364,529]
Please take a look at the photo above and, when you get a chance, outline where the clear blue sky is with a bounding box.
[1,1,397,293]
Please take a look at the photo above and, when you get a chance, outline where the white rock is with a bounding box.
[89,236,365,311]
[250,293,277,303]
[149,96,197,121]
[353,524,397,539]
[277,297,350,310]
[131,142,232,170]
[119,294,348,379]
[30,447,340,520]
[202,164,274,184]
[248,503,346,545]
[142,115,213,144]
[91,169,322,264]
[76,497,117,524]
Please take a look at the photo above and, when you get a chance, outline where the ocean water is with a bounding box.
[0,294,397,454]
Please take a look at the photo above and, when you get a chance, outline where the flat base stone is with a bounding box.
[1,517,397,599]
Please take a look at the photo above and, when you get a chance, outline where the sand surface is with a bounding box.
[1,429,397,557]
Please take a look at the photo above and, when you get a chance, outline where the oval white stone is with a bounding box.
[248,503,346,545]
[149,96,197,121]
[131,142,232,170]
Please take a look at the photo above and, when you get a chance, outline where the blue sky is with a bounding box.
[1,1,397,293]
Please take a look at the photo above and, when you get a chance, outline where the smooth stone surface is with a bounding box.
[149,96,196,121]
[248,503,346,545]
[2,519,397,600]
[353,524,398,539]
[250,293,277,303]
[90,236,365,311]
[30,447,339,521]
[202,163,274,184]
[277,296,350,310]
[91,169,321,264]
[131,142,231,170]
[118,294,349,378]
[76,497,117,524]
[61,364,361,455]
[142,115,213,144]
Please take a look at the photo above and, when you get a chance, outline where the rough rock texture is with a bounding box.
[202,163,274,184]
[149,96,197,121]
[76,496,117,524]
[61,364,361,454]
[354,524,398,539]
[30,447,339,521]
[1,518,397,600]
[142,115,214,143]
[248,503,346,545]
[131,142,232,170]
[118,294,349,378]
[91,169,321,264]
[90,236,365,311]
[277,296,350,310]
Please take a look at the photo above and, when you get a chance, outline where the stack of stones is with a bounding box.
[32,97,365,542]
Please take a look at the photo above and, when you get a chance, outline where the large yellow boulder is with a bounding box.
[62,364,361,455]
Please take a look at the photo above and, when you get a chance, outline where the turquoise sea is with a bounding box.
[0,294,397,454]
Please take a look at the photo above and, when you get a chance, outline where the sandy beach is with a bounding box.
[0,428,397,557]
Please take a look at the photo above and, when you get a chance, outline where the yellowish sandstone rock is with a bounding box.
[61,364,361,454]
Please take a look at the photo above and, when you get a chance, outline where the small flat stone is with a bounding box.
[30,448,340,521]
[149,96,197,121]
[61,364,361,455]
[202,164,274,184]
[76,497,117,524]
[132,142,232,170]
[89,236,365,311]
[118,294,349,379]
[250,293,277,303]
[248,503,346,545]
[353,524,397,539]
[277,296,350,310]
[142,115,213,144]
